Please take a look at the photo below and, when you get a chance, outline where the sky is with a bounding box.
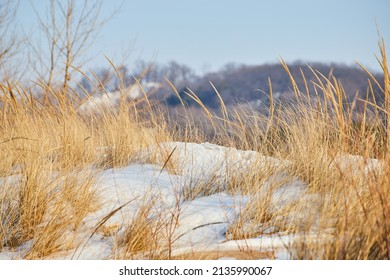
[17,0,390,74]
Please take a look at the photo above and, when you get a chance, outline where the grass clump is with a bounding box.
[1,37,389,259]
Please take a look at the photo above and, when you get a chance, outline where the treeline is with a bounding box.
[81,60,384,112]
[166,62,384,111]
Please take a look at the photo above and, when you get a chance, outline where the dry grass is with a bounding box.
[172,39,390,260]
[0,39,389,259]
[0,72,170,258]
[114,201,162,259]
[171,250,274,260]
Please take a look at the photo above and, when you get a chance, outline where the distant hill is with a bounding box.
[164,62,384,111]
[77,61,384,114]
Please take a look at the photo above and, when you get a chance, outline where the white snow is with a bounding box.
[78,82,161,113]
[172,193,247,247]
[0,141,382,260]
[155,141,288,178]
[331,154,383,176]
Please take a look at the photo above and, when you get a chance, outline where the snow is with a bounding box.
[155,141,288,179]
[88,164,182,228]
[0,141,382,260]
[78,82,161,113]
[173,193,247,247]
[331,154,383,177]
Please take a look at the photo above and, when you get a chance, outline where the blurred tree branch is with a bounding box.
[0,0,23,79]
[30,0,118,102]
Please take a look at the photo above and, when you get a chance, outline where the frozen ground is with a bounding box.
[0,142,382,260]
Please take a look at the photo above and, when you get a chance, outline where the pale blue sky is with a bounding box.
[18,0,390,74]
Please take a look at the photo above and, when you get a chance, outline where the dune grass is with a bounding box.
[0,40,389,259]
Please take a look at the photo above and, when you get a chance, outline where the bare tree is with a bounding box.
[163,61,196,86]
[0,0,23,78]
[31,0,117,101]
